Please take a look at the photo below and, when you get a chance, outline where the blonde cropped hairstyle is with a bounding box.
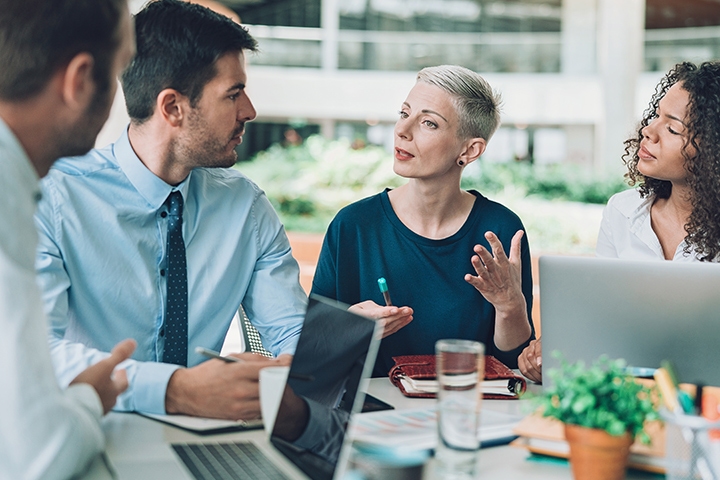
[416,65,502,142]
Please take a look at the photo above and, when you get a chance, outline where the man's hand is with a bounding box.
[70,339,136,414]
[165,352,289,420]
[518,337,542,384]
[348,300,414,338]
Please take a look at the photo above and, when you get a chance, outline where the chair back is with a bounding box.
[238,305,273,357]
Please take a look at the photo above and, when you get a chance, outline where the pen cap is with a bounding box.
[378,277,389,293]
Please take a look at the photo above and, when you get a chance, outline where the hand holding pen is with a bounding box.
[166,349,286,420]
[195,347,314,381]
[346,277,414,338]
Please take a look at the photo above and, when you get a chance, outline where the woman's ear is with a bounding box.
[457,137,487,167]
[156,89,187,127]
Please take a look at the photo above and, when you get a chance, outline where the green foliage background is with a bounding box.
[235,135,629,253]
[235,135,402,232]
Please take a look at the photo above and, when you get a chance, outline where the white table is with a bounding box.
[88,378,660,479]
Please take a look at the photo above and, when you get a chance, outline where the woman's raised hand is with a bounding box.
[464,230,526,314]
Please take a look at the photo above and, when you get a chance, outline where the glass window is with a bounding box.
[338,0,561,33]
[249,39,322,68]
[234,0,321,27]
[337,0,561,72]
[644,0,720,71]
[236,122,321,161]
[338,38,560,72]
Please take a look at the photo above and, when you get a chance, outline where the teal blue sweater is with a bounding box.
[311,189,535,377]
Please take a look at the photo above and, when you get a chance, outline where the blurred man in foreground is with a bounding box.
[0,0,136,478]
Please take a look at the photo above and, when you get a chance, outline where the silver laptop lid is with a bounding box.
[270,294,382,480]
[540,255,720,386]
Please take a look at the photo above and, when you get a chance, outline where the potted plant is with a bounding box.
[536,353,659,480]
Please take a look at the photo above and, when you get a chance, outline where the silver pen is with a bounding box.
[195,346,241,363]
[195,346,314,381]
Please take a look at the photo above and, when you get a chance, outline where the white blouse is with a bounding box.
[596,189,703,262]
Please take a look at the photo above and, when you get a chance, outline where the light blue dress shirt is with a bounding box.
[0,118,105,479]
[35,128,307,414]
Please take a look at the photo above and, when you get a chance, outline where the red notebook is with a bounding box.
[388,354,526,400]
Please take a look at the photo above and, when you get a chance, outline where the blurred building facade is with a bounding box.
[102,0,720,172]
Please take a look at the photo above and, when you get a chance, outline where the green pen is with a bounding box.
[377,277,393,306]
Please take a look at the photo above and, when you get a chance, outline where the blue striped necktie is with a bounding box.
[163,191,188,366]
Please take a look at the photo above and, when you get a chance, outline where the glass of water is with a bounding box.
[435,339,485,480]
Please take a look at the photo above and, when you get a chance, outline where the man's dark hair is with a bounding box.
[122,0,258,123]
[0,0,125,101]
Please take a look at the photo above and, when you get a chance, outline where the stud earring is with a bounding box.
[458,160,465,166]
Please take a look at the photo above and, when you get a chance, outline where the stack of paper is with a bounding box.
[351,407,523,449]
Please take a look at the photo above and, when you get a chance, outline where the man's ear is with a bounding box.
[156,89,187,127]
[458,137,487,167]
[60,52,95,112]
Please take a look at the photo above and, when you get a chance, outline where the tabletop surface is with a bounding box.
[87,377,661,479]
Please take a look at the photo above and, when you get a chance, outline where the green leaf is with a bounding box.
[534,352,658,439]
[571,394,595,414]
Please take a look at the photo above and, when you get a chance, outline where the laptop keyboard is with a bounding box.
[172,441,290,480]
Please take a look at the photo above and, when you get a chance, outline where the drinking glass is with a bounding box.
[435,339,485,479]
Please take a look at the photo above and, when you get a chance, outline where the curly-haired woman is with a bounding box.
[597,61,720,261]
[519,61,720,384]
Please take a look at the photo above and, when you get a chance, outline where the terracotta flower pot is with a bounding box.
[564,424,633,480]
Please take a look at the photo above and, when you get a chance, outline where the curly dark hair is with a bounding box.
[622,61,720,261]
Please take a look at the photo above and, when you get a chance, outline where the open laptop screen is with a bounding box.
[270,295,381,480]
[540,255,720,386]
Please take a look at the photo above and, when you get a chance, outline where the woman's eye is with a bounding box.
[398,110,408,118]
[667,126,680,135]
[423,120,437,128]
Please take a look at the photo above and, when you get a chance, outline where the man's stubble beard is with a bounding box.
[179,108,241,169]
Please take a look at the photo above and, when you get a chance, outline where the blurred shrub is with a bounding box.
[236,135,628,236]
[462,161,629,204]
[235,135,401,232]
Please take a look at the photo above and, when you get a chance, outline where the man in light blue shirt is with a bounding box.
[35,0,306,419]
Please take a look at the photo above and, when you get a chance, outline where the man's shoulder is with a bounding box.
[193,167,261,196]
[47,144,118,179]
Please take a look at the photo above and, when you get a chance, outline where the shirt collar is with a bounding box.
[627,193,654,235]
[626,191,695,260]
[113,126,191,210]
[0,116,41,202]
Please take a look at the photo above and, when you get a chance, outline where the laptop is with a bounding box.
[540,255,720,386]
[170,294,383,480]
